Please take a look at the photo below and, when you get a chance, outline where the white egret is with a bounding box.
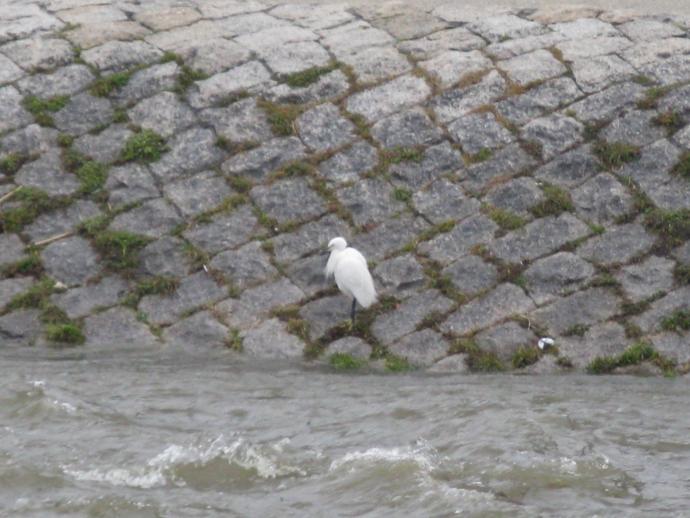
[325,237,377,324]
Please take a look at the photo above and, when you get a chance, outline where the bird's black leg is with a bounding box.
[351,298,357,325]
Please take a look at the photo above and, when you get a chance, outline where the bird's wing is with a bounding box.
[335,250,377,308]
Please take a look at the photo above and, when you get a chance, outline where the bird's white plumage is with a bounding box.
[325,237,377,308]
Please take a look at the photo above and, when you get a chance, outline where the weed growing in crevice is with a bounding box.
[385,354,412,372]
[653,110,684,134]
[485,206,526,231]
[329,352,366,371]
[92,231,150,271]
[22,95,69,126]
[636,86,670,110]
[281,63,338,88]
[562,323,588,337]
[120,129,167,163]
[226,328,243,351]
[512,345,540,369]
[593,140,641,170]
[530,184,574,218]
[0,153,29,175]
[465,147,493,164]
[75,160,108,194]
[90,70,134,97]
[672,152,690,180]
[587,341,674,374]
[257,99,303,137]
[0,187,72,233]
[174,65,209,94]
[661,309,690,332]
[644,208,690,250]
[45,323,85,345]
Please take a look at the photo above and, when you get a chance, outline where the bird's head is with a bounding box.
[327,236,347,253]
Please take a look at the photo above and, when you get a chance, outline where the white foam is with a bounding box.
[63,435,304,489]
[329,441,436,472]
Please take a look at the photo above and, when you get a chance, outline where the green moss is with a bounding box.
[45,323,85,345]
[79,214,111,237]
[672,152,690,180]
[330,352,366,370]
[486,206,526,231]
[90,71,132,97]
[93,231,150,271]
[174,65,209,94]
[385,355,412,372]
[593,140,641,169]
[392,187,412,203]
[512,346,540,369]
[661,309,690,332]
[281,63,338,88]
[76,160,108,194]
[624,321,643,339]
[120,130,167,163]
[257,100,302,137]
[530,184,574,218]
[62,148,88,171]
[0,153,29,175]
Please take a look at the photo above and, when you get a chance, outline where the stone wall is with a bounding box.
[1,1,689,374]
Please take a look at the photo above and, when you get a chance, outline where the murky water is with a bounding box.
[2,348,690,517]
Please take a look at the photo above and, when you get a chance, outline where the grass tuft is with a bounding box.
[587,341,674,374]
[120,130,167,163]
[329,352,366,370]
[257,100,302,137]
[385,355,412,372]
[76,160,108,194]
[661,309,690,332]
[0,153,29,175]
[281,63,338,88]
[0,187,71,233]
[512,346,540,369]
[7,277,55,310]
[90,71,132,97]
[92,231,150,271]
[644,208,690,249]
[486,206,526,231]
[672,151,690,180]
[636,86,670,110]
[226,329,243,351]
[174,65,209,94]
[392,187,412,203]
[593,140,641,170]
[45,323,85,345]
[562,324,588,337]
[653,110,684,133]
[530,184,574,218]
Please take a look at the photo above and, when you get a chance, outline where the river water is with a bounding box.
[2,348,689,517]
